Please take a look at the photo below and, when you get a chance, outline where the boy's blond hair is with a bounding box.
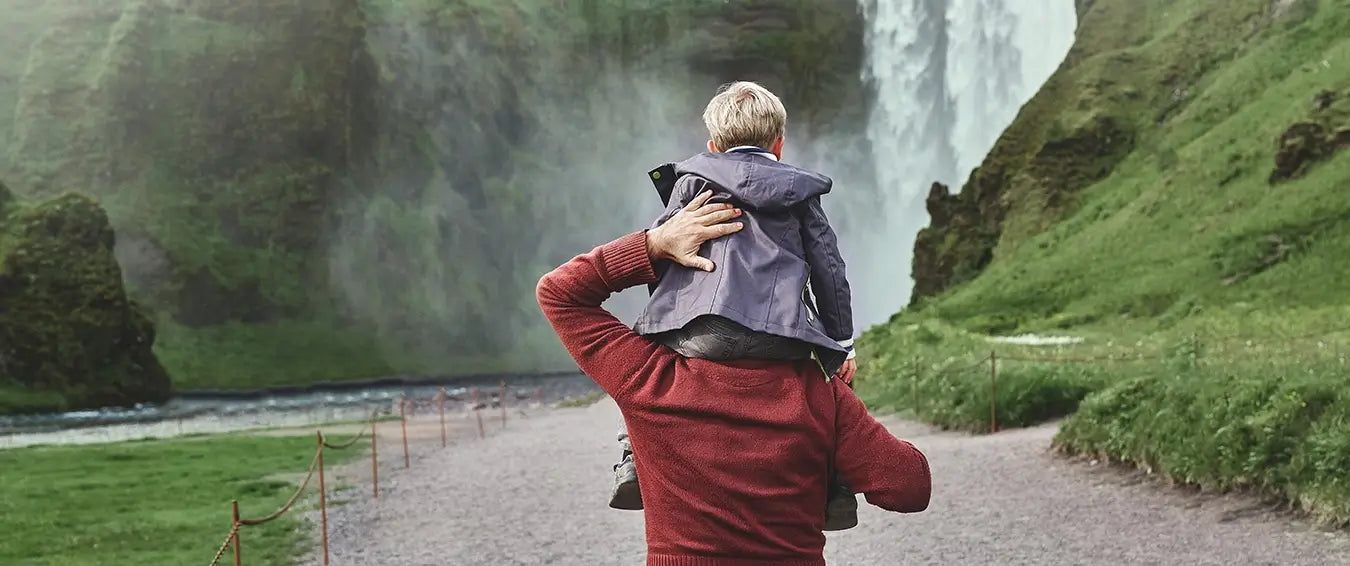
[702,81,787,152]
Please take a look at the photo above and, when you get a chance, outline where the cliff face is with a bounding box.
[6,0,368,327]
[0,0,868,398]
[899,0,1348,334]
[909,0,1284,304]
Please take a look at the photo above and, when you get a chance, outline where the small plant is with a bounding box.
[557,391,606,408]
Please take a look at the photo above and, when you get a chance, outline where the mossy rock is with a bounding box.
[0,188,170,413]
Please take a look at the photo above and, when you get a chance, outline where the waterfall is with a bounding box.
[847,0,1076,326]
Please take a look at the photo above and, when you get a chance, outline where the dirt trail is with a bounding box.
[309,400,1350,565]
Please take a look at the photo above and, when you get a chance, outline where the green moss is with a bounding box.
[0,189,170,413]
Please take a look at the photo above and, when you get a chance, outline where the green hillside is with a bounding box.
[0,0,865,408]
[860,0,1350,525]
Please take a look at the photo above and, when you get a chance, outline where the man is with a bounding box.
[536,191,931,565]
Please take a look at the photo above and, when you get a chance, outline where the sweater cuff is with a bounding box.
[598,231,658,291]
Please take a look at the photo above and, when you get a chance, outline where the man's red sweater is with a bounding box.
[536,232,931,566]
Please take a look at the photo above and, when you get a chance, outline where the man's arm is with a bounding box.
[535,232,667,399]
[833,382,931,512]
[800,197,855,354]
[536,192,743,397]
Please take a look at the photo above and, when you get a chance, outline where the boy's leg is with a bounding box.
[660,316,738,360]
[824,474,859,531]
[824,378,860,531]
[610,417,642,510]
[681,315,812,361]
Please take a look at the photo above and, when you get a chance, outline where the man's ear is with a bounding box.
[707,139,719,153]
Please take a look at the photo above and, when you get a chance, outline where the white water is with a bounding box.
[849,0,1076,326]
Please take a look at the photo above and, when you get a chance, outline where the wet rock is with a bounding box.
[0,187,171,413]
[1270,121,1350,183]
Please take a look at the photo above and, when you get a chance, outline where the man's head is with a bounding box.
[702,81,787,158]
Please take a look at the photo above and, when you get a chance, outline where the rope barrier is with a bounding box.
[238,448,321,526]
[206,525,238,566]
[204,386,533,565]
[321,428,368,450]
[999,353,1167,363]
[904,325,1350,436]
[1206,325,1350,345]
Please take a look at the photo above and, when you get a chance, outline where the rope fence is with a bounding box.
[206,381,550,565]
[904,326,1350,434]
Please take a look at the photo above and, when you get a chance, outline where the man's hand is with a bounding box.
[646,190,743,271]
[834,358,857,385]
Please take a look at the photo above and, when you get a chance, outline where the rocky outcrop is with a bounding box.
[1270,90,1350,183]
[0,185,171,413]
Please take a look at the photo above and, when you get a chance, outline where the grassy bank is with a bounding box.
[855,314,1350,526]
[856,318,1166,432]
[153,318,570,390]
[1055,360,1350,526]
[0,433,364,565]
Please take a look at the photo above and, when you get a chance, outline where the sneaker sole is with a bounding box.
[609,479,643,510]
[823,494,858,531]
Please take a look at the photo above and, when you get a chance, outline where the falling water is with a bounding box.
[849,0,1076,325]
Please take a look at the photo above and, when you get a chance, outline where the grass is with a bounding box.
[858,0,1350,527]
[923,0,1350,334]
[856,315,1350,526]
[865,0,1350,418]
[1055,359,1350,525]
[0,433,365,566]
[153,319,398,390]
[557,391,607,408]
[0,381,67,414]
[154,318,572,391]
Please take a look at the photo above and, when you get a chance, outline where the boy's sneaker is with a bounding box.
[609,454,643,510]
[824,479,858,531]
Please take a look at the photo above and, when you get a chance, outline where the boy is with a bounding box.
[610,81,861,531]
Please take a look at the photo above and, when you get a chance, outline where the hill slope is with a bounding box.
[906,0,1349,335]
[860,0,1350,525]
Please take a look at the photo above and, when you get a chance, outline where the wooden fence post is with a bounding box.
[317,432,329,566]
[499,379,508,427]
[439,387,447,448]
[399,395,409,469]
[371,412,379,498]
[231,501,241,566]
[989,351,999,434]
[911,356,920,414]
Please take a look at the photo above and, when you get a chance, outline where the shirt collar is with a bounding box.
[724,145,779,161]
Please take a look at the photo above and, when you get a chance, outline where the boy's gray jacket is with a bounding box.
[634,151,854,374]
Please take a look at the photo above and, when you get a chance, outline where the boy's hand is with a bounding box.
[646,190,743,272]
[835,359,857,385]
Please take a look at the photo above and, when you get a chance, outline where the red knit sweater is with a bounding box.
[536,232,931,566]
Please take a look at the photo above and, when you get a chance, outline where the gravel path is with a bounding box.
[310,399,1350,565]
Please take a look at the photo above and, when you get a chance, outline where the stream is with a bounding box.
[0,372,597,449]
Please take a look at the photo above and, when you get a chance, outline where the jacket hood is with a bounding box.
[671,151,832,210]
